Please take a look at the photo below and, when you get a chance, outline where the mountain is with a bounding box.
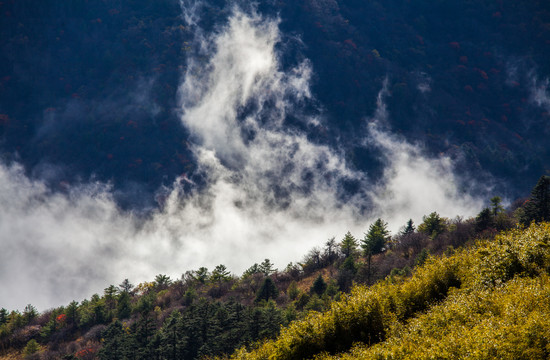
[1,0,550,312]
[1,0,549,202]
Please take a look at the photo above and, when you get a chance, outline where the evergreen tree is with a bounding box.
[362,219,389,256]
[475,207,494,232]
[211,264,231,282]
[414,248,430,267]
[159,311,187,360]
[311,274,327,296]
[23,339,40,357]
[520,175,550,225]
[104,285,118,320]
[118,279,134,294]
[255,277,279,303]
[490,196,504,217]
[338,257,357,292]
[401,219,415,236]
[0,308,8,326]
[116,291,132,319]
[286,281,299,300]
[65,301,79,328]
[23,304,37,325]
[98,320,127,360]
[243,263,261,278]
[362,219,390,283]
[154,274,172,289]
[340,231,358,258]
[418,212,446,237]
[195,267,210,283]
[259,259,276,276]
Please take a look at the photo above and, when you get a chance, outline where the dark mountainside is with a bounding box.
[1,0,549,207]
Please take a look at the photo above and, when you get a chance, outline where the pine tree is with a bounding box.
[98,320,127,360]
[255,277,279,303]
[118,279,134,294]
[520,175,550,225]
[418,212,446,237]
[0,308,8,325]
[311,274,327,296]
[116,291,132,319]
[475,207,494,232]
[159,311,187,360]
[211,264,231,282]
[259,259,276,276]
[490,196,504,217]
[362,219,389,256]
[401,219,415,236]
[362,219,390,283]
[340,231,358,258]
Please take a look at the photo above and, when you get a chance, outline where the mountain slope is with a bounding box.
[230,222,550,359]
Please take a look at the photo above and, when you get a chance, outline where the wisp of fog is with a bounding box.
[0,4,483,311]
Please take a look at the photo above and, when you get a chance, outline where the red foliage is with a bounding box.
[0,114,9,125]
[477,69,488,80]
[126,120,138,128]
[56,314,67,322]
[344,39,357,50]
[75,347,96,360]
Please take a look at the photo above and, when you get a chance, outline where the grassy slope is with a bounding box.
[231,223,550,359]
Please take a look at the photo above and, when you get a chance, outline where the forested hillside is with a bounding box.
[2,176,549,359]
[233,222,550,360]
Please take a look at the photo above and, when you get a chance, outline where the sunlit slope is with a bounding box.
[231,223,550,359]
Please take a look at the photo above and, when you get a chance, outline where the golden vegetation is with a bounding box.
[230,223,550,359]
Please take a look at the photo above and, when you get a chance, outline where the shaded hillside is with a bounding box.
[0,0,549,205]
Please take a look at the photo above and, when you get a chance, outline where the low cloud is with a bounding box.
[529,75,550,112]
[0,5,485,311]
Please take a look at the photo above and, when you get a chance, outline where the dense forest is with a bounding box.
[1,0,549,202]
[1,176,549,359]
